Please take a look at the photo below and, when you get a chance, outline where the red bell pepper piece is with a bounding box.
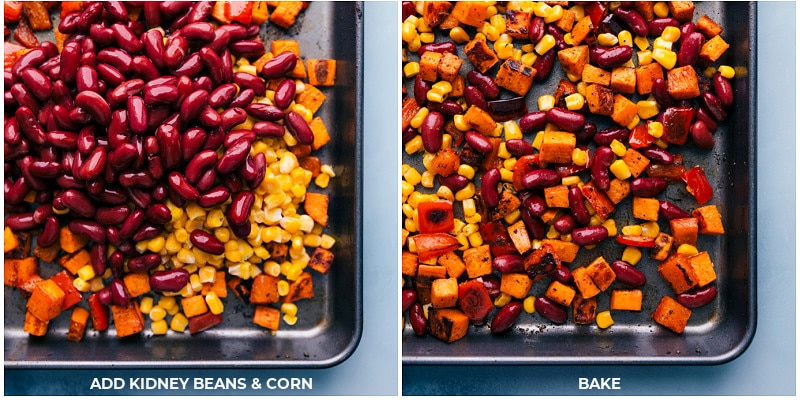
[615,235,656,247]
[512,153,541,191]
[60,1,85,19]
[458,279,494,323]
[479,221,518,257]
[523,243,562,282]
[225,1,253,25]
[628,123,655,149]
[413,233,460,261]
[584,2,607,29]
[4,2,23,24]
[681,166,713,204]
[88,293,109,331]
[417,200,455,234]
[50,270,84,310]
[660,106,695,145]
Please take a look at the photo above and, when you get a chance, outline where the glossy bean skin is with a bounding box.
[61,189,96,218]
[480,168,501,207]
[145,204,172,224]
[546,107,585,132]
[273,78,296,109]
[630,177,667,197]
[522,193,547,217]
[651,77,674,108]
[19,68,52,101]
[409,303,427,336]
[6,213,38,231]
[532,49,555,81]
[713,72,734,107]
[284,111,314,145]
[535,297,567,324]
[438,174,469,192]
[68,220,106,242]
[246,103,284,121]
[417,41,457,54]
[402,289,418,313]
[198,186,230,208]
[75,91,111,125]
[610,260,646,287]
[553,265,572,284]
[676,285,717,308]
[596,45,633,69]
[677,32,704,67]
[37,216,61,247]
[490,302,522,334]
[109,278,130,306]
[95,205,131,225]
[568,186,591,226]
[528,16,546,43]
[571,226,609,246]
[659,200,691,220]
[702,92,727,122]
[261,51,297,79]
[553,214,576,234]
[520,169,560,189]
[111,23,142,54]
[149,269,190,293]
[216,138,251,175]
[190,229,225,255]
[614,8,648,36]
[492,254,525,274]
[463,86,488,111]
[640,146,674,164]
[591,146,614,190]
[690,120,714,150]
[466,70,500,100]
[127,254,162,273]
[168,172,200,201]
[413,76,431,106]
[593,126,629,146]
[227,191,255,226]
[648,17,679,37]
[420,111,444,153]
[519,111,547,133]
[464,130,493,154]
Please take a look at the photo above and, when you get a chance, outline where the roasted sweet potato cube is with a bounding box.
[210,270,228,298]
[431,278,459,308]
[652,296,692,334]
[464,37,498,73]
[585,83,615,116]
[695,14,723,38]
[266,242,289,263]
[494,59,536,96]
[304,191,329,226]
[505,9,532,39]
[111,301,145,337]
[622,148,650,178]
[570,16,594,46]
[24,310,48,336]
[650,232,675,261]
[610,289,643,311]
[250,274,280,304]
[544,185,570,208]
[123,272,151,298]
[634,2,655,21]
[667,65,700,100]
[450,1,491,27]
[309,247,334,274]
[27,279,65,322]
[571,266,601,299]
[23,1,52,31]
[254,305,281,330]
[4,226,19,253]
[558,45,590,81]
[610,66,636,94]
[670,217,699,246]
[423,1,453,28]
[507,220,532,255]
[60,226,88,253]
[271,40,300,57]
[658,253,697,294]
[58,249,90,275]
[582,64,611,86]
[572,293,598,324]
[181,295,210,318]
[307,59,336,86]
[611,94,639,127]
[416,264,447,288]
[50,270,82,310]
[428,308,469,343]
[692,205,725,235]
[17,274,43,299]
[688,251,717,287]
[585,256,616,292]
[295,83,326,114]
[500,272,533,299]
[539,131,576,164]
[553,78,577,107]
[4,257,38,287]
[606,178,631,204]
[541,239,579,263]
[284,271,314,302]
[269,1,304,29]
[33,242,61,263]
[488,190,521,221]
[632,196,660,221]
[546,281,576,306]
[438,52,463,82]
[555,8,576,32]
[668,1,695,22]
[66,307,90,342]
[463,105,497,136]
[450,74,466,97]
[699,35,730,63]
[419,51,443,82]
[635,62,664,95]
[438,251,466,279]
[463,244,492,278]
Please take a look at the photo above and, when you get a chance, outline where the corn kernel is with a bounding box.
[402,21,417,43]
[626,115,640,130]
[647,121,664,138]
[450,26,470,43]
[454,183,476,201]
[320,234,336,249]
[677,243,699,256]
[77,265,95,281]
[170,313,189,332]
[457,164,476,179]
[467,231,483,247]
[609,159,632,180]
[564,93,585,110]
[283,314,298,325]
[661,26,681,42]
[544,5,563,23]
[652,48,676,69]
[576,81,588,96]
[621,224,643,236]
[534,34,556,55]
[621,246,642,265]
[532,2,552,17]
[419,32,435,44]
[521,52,538,67]
[149,305,167,321]
[436,185,455,202]
[497,143,512,160]
[403,166,422,186]
[456,233,469,250]
[521,43,535,53]
[718,65,735,79]
[596,310,614,329]
[503,209,521,225]
[610,139,627,156]
[523,296,536,314]
[637,100,659,119]
[602,218,617,237]
[562,175,581,186]
[73,277,91,292]
[465,213,482,224]
[563,32,573,46]
[494,292,512,307]
[277,280,290,296]
[151,319,169,335]
[532,131,544,149]
[315,173,331,188]
[703,66,717,79]
[503,120,523,140]
[618,30,633,47]
[281,302,298,316]
[158,295,177,310]
[147,236,166,253]
[641,221,660,237]
[597,32,619,47]
[205,292,224,315]
[634,36,650,51]
[431,80,453,95]
[546,225,560,239]
[653,2,669,18]
[198,266,216,283]
[538,95,556,111]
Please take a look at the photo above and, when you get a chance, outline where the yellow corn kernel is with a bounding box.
[569,4,584,20]
[419,32,435,44]
[538,95,556,111]
[589,213,604,227]
[597,32,619,47]
[634,35,650,51]
[610,139,627,157]
[455,233,469,250]
[441,133,453,150]
[571,147,588,167]
[283,314,298,326]
[564,93,585,111]
[563,32,573,46]
[661,26,681,42]
[403,166,422,186]
[521,52,538,67]
[653,2,669,18]
[426,91,443,103]
[494,292,512,307]
[609,160,631,180]
[410,107,429,130]
[637,100,659,119]
[640,221,660,237]
[621,224,643,236]
[491,122,503,137]
[618,30,633,47]
[653,37,673,51]
[138,297,155,315]
[281,302,298,317]
[576,81,588,96]
[596,310,614,329]
[402,21,417,42]
[465,213,482,224]
[503,120,523,140]
[146,236,165,254]
[189,273,203,293]
[532,131,544,149]
[602,218,617,237]
[449,26,470,43]
[521,43,535,53]
[546,225,559,239]
[652,48,676,69]
[462,223,479,236]
[165,234,182,254]
[149,305,167,321]
[185,203,205,221]
[503,209,521,225]
[497,142,512,160]
[626,115,640,130]
[73,277,91,292]
[174,228,189,243]
[621,246,642,265]
[701,66,716,79]
[205,292,224,315]
[454,183,476,201]
[320,234,336,249]
[718,65,735,79]
[677,243,699,256]
[436,185,455,202]
[467,231,483,247]
[457,164,476,180]
[648,121,664,138]
[198,266,217,283]
[77,265,95,281]
[523,295,536,314]
[532,2,552,17]
[315,173,331,188]
[277,280,290,296]
[462,198,477,217]
[562,175,581,186]
[544,4,563,22]
[490,14,507,32]
[158,295,177,310]
[431,80,453,95]
[176,248,196,265]
[170,312,189,332]
[151,319,169,335]
[452,114,470,131]
[534,34,556,55]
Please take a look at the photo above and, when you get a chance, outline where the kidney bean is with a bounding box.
[11,82,41,114]
[416,41,457,55]
[203,128,225,152]
[702,92,727,122]
[438,174,469,192]
[528,16,546,43]
[401,289,418,314]
[214,138,250,176]
[180,22,215,43]
[553,214,576,234]
[224,130,256,148]
[196,185,229,208]
[109,23,142,55]
[553,265,572,284]
[34,216,60,248]
[216,24,248,42]
[677,31,704,67]
[74,64,102,93]
[677,285,718,308]
[242,152,266,189]
[106,143,137,171]
[6,213,39,231]
[245,103,283,122]
[479,168,501,208]
[596,45,632,69]
[118,209,144,239]
[521,169,560,189]
[614,8,648,36]
[610,260,646,288]
[648,17,679,37]
[631,177,667,197]
[153,125,180,171]
[173,52,204,77]
[74,91,111,126]
[94,205,129,225]
[462,130,491,154]
[76,2,103,31]
[409,303,427,336]
[142,84,179,107]
[519,111,547,133]
[651,77,674,108]
[177,89,208,123]
[493,254,525,274]
[96,48,132,75]
[693,106,718,133]
[226,191,255,226]
[280,111,312,146]
[168,171,200,201]
[69,220,106,242]
[572,225,609,246]
[690,120,714,150]
[189,229,225,255]
[220,107,248,131]
[411,76,431,107]
[659,200,691,220]
[466,70,500,100]
[61,189,96,218]
[229,40,266,59]
[713,72,734,107]
[491,302,522,334]
[147,269,189,292]
[186,1,213,23]
[106,78,144,108]
[106,278,129,307]
[131,223,161,242]
[12,47,47,77]
[270,79,298,110]
[535,297,567,324]
[640,146,674,165]
[261,51,297,79]
[163,36,188,70]
[463,86,488,111]
[204,84,236,109]
[19,68,52,101]
[503,138,531,157]
[546,107,585,132]
[175,128,205,162]
[29,161,61,179]
[589,146,613,190]
[86,242,108,278]
[31,204,53,224]
[118,171,155,188]
[532,48,556,81]
[142,204,171,225]
[519,194,545,218]
[124,253,161,274]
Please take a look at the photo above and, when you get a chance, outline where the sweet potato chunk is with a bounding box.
[464,37,498,73]
[668,1,695,22]
[570,16,594,46]
[428,308,469,343]
[652,296,692,334]
[269,1,304,29]
[307,59,336,87]
[438,52,463,82]
[610,66,636,94]
[463,105,497,136]
[296,84,326,114]
[610,289,643,311]
[670,217,699,246]
[284,271,314,302]
[431,278,459,308]
[585,256,616,292]
[423,1,453,28]
[585,83,615,116]
[250,274,280,305]
[463,244,492,278]
[635,62,664,95]
[582,64,611,86]
[572,294,598,324]
[60,226,88,253]
[541,239,579,263]
[66,307,90,342]
[688,251,716,287]
[500,272,533,299]
[111,301,145,337]
[181,295,210,318]
[667,65,700,100]
[658,253,697,294]
[606,178,631,204]
[507,220,532,255]
[308,247,334,274]
[650,232,675,261]
[558,45,590,81]
[24,310,48,336]
[27,279,65,322]
[304,192,329,226]
[571,266,601,299]
[611,94,639,127]
[438,251,466,279]
[58,249,90,275]
[699,35,730,63]
[4,226,19,253]
[494,59,536,96]
[4,257,38,287]
[544,185,570,208]
[622,148,650,178]
[692,205,725,235]
[123,272,151,298]
[695,14,723,38]
[402,251,419,276]
[545,281,576,306]
[254,305,281,330]
[505,9,532,39]
[539,131,576,164]
[450,1,491,27]
[632,196,660,221]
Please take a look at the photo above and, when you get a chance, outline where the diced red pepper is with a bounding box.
[50,270,84,310]
[628,123,654,149]
[417,200,455,234]
[681,166,713,204]
[188,311,224,334]
[225,1,253,25]
[457,279,494,323]
[523,243,562,282]
[512,154,541,191]
[60,1,85,19]
[479,221,518,257]
[660,106,695,145]
[584,2,606,29]
[615,235,656,247]
[4,2,24,24]
[413,233,460,260]
[88,293,109,331]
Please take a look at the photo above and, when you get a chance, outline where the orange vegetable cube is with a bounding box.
[463,244,492,279]
[494,59,536,96]
[652,296,692,334]
[304,191,329,226]
[111,301,145,338]
[688,251,717,287]
[464,37,498,73]
[431,278,459,308]
[428,308,469,343]
[27,279,65,322]
[507,220,532,255]
[23,310,48,336]
[545,280,576,306]
[284,271,314,303]
[692,205,725,235]
[500,272,533,299]
[438,251,466,279]
[585,256,616,292]
[539,131,576,164]
[123,272,151,298]
[254,305,281,330]
[309,247,334,274]
[250,274,280,304]
[66,306,90,342]
[632,197,660,221]
[571,266,601,299]
[610,289,643,311]
[658,253,698,294]
[306,59,336,86]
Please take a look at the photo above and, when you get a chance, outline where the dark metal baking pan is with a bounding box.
[402,2,755,365]
[5,1,363,368]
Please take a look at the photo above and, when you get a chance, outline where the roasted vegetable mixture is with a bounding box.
[401,1,736,343]
[4,1,340,341]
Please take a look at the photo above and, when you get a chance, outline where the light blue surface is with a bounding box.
[402,1,796,396]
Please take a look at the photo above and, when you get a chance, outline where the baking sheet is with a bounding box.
[5,1,363,368]
[402,2,755,365]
